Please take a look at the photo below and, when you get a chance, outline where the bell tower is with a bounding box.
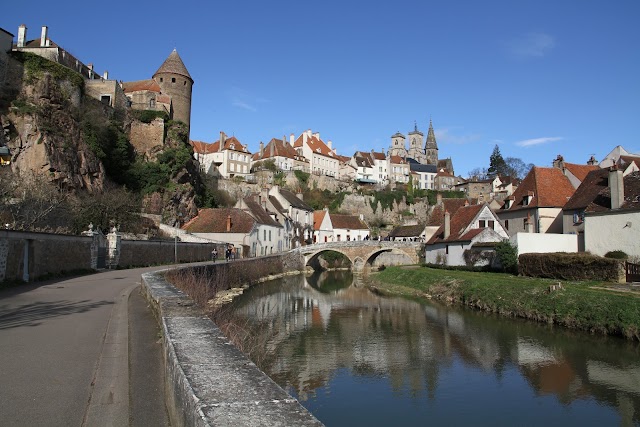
[425,118,438,165]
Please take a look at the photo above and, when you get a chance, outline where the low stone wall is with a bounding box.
[0,230,92,282]
[141,253,321,426]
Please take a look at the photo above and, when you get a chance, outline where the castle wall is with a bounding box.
[84,79,128,113]
[155,75,192,129]
[129,118,165,159]
[0,29,13,87]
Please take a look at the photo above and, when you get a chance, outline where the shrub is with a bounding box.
[495,240,518,274]
[519,252,624,282]
[605,250,628,260]
[131,109,168,123]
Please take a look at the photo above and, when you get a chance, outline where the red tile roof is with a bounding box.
[190,140,214,155]
[181,208,255,233]
[501,167,575,211]
[243,195,282,227]
[428,199,468,226]
[313,210,327,230]
[252,138,302,161]
[389,224,425,238]
[563,162,599,182]
[329,214,369,230]
[210,136,249,153]
[427,204,485,244]
[389,155,407,164]
[121,79,161,93]
[566,170,640,213]
[293,132,336,158]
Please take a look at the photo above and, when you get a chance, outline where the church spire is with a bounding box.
[426,118,437,149]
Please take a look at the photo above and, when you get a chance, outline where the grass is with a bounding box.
[372,266,640,340]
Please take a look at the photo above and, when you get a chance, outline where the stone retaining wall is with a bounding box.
[141,254,321,426]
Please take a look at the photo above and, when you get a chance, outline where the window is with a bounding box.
[488,220,494,229]
[505,220,509,230]
[573,211,585,224]
[264,230,266,240]
[445,245,449,254]
[171,77,176,83]
[269,230,272,241]
[479,220,486,228]
[159,77,163,82]
[100,95,111,106]
[149,98,156,108]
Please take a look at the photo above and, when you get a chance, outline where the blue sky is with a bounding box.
[3,1,639,176]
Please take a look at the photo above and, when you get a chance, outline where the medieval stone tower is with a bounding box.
[153,49,193,132]
[389,131,407,158]
[425,118,438,165]
[407,121,426,163]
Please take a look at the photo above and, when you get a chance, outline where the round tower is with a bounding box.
[153,49,194,132]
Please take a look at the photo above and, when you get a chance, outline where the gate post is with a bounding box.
[82,224,99,270]
[107,227,121,269]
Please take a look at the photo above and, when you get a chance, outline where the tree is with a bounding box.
[487,145,507,177]
[504,157,534,180]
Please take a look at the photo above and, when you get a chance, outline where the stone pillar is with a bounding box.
[107,228,121,269]
[82,223,99,270]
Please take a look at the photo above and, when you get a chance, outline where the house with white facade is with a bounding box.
[181,208,256,256]
[337,154,356,181]
[388,155,410,184]
[599,146,640,171]
[268,186,314,247]
[408,160,438,190]
[351,153,376,184]
[425,203,509,267]
[191,132,252,178]
[292,130,339,178]
[496,166,576,236]
[235,194,286,256]
[565,168,640,257]
[313,210,370,243]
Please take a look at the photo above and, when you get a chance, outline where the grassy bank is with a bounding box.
[371,266,640,340]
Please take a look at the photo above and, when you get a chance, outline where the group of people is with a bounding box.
[211,245,236,262]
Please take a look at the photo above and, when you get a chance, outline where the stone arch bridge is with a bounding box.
[295,241,423,272]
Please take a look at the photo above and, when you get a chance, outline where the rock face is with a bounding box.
[1,59,106,193]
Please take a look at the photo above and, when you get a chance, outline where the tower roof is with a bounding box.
[408,120,423,136]
[425,118,437,149]
[153,49,193,82]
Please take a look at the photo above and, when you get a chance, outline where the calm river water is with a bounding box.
[228,270,640,426]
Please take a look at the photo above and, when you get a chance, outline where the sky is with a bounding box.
[3,1,639,176]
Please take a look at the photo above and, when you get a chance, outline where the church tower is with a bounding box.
[425,118,438,165]
[407,121,425,163]
[153,49,194,133]
[389,131,407,158]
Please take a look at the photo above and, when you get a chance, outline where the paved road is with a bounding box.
[0,266,175,427]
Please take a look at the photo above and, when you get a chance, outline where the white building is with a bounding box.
[191,131,252,178]
[292,130,339,178]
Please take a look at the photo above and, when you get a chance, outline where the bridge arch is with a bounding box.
[305,248,353,271]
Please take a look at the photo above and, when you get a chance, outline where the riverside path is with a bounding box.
[0,265,182,427]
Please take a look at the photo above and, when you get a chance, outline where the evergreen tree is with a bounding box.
[487,145,507,177]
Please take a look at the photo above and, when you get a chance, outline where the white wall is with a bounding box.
[584,211,640,257]
[509,232,578,255]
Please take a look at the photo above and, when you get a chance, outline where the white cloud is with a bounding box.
[515,136,563,147]
[228,86,268,112]
[507,32,555,59]
[435,128,481,145]
[232,100,257,112]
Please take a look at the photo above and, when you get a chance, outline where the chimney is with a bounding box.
[270,140,275,157]
[283,135,288,146]
[88,63,93,71]
[436,193,443,206]
[444,211,450,239]
[303,131,308,144]
[103,71,109,80]
[526,212,534,233]
[552,154,564,170]
[40,26,48,47]
[327,140,332,150]
[609,166,624,209]
[226,214,232,232]
[313,132,320,141]
[17,24,27,48]
[259,141,264,157]
[219,131,225,152]
[296,191,303,200]
[587,155,598,166]
[290,133,295,145]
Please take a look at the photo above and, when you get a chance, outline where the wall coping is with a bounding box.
[141,269,323,427]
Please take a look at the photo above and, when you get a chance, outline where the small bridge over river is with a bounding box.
[295,241,423,272]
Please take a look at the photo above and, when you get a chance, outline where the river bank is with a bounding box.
[370,266,640,340]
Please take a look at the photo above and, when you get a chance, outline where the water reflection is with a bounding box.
[229,271,640,426]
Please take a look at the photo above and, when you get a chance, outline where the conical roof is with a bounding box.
[425,119,437,149]
[153,49,193,82]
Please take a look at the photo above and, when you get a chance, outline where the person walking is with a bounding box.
[211,248,218,262]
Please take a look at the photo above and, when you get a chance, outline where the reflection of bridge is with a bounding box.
[294,241,422,272]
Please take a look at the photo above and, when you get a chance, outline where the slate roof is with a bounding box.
[269,196,285,214]
[427,204,485,244]
[181,208,255,233]
[330,214,369,230]
[153,49,193,82]
[500,166,575,211]
[252,138,300,161]
[279,188,313,211]
[565,170,640,213]
[354,155,373,168]
[389,224,425,238]
[427,199,469,226]
[243,196,281,227]
[122,79,161,93]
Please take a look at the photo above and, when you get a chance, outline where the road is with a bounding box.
[0,266,174,427]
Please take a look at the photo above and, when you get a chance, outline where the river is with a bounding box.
[227,270,640,426]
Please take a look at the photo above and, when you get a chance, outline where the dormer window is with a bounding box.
[524,192,534,206]
[229,143,235,150]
